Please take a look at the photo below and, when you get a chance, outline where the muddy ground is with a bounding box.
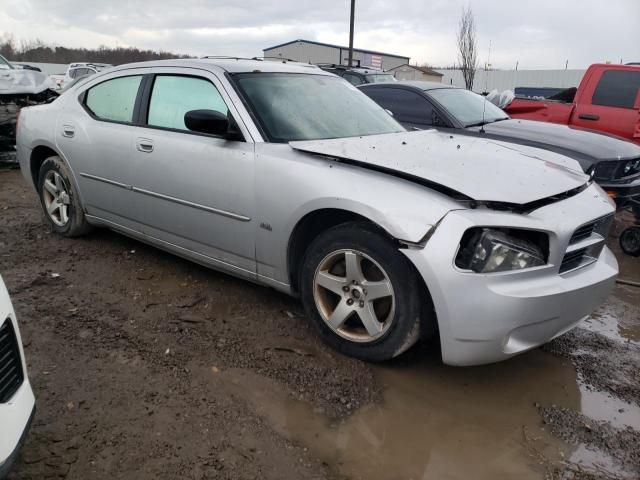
[1,168,639,480]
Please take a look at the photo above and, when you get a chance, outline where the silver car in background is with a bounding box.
[16,58,618,365]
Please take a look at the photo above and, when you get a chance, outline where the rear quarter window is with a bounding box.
[591,70,640,109]
[85,75,143,123]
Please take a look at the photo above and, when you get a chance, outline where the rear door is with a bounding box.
[56,70,147,231]
[572,68,640,142]
[128,68,257,275]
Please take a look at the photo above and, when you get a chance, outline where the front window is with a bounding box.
[147,75,228,131]
[365,74,396,83]
[0,54,14,70]
[428,88,508,127]
[232,73,404,142]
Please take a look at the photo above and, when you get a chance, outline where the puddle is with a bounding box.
[214,286,639,479]
[222,349,578,480]
[583,285,640,345]
[570,445,635,479]
[578,379,640,430]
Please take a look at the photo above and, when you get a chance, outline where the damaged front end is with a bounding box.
[1,69,58,164]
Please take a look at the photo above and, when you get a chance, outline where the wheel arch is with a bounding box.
[287,207,439,341]
[29,144,60,189]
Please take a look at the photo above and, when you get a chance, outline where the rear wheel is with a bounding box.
[37,156,91,237]
[300,222,429,362]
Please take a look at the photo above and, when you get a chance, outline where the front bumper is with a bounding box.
[403,184,618,366]
[0,381,35,479]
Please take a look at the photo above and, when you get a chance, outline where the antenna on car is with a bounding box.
[480,40,492,134]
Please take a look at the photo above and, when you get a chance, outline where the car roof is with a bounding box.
[360,80,459,92]
[109,58,331,75]
[317,64,388,75]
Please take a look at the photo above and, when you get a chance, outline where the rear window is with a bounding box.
[85,75,142,123]
[592,70,640,109]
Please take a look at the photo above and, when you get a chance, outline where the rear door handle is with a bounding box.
[578,113,600,121]
[136,138,154,153]
[62,125,75,138]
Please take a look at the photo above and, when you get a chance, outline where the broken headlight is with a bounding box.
[455,228,548,273]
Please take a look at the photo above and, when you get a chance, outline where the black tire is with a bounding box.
[37,155,92,237]
[619,226,640,257]
[300,222,430,362]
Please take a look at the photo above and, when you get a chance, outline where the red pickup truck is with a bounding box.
[504,64,640,144]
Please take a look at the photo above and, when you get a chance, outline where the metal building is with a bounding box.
[263,39,410,70]
[387,64,444,82]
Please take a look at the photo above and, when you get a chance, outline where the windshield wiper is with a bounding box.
[466,117,509,128]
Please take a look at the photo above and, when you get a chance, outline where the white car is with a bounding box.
[51,62,112,89]
[0,276,35,478]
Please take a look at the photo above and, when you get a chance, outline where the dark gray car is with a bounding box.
[360,81,640,210]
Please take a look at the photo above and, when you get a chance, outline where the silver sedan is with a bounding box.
[16,58,618,365]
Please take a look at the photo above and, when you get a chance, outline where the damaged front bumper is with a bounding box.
[402,183,618,366]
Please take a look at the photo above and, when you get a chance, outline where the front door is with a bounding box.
[129,70,257,276]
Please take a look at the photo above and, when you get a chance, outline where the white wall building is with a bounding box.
[436,68,587,93]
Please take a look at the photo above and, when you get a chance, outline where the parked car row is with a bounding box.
[50,62,113,90]
[358,80,640,212]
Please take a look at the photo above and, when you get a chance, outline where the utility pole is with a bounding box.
[348,0,355,67]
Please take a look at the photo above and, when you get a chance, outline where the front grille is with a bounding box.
[561,214,614,274]
[568,214,614,245]
[560,248,588,273]
[0,318,24,403]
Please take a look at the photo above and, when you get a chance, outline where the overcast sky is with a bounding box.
[1,0,639,69]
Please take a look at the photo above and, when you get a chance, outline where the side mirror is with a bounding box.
[184,109,229,136]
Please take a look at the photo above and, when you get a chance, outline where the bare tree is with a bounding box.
[456,6,478,90]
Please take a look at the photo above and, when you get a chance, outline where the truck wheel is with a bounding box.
[37,156,91,237]
[619,226,640,257]
[300,222,427,362]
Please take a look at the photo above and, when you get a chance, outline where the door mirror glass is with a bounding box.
[184,109,229,135]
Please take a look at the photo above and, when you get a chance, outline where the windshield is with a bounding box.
[428,88,508,127]
[365,74,397,83]
[233,73,404,142]
[0,54,14,70]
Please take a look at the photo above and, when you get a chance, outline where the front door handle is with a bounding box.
[62,125,75,138]
[136,138,154,153]
[578,113,600,121]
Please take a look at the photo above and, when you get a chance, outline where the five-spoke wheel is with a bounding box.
[301,222,430,362]
[37,155,91,237]
[313,249,395,342]
[42,170,71,227]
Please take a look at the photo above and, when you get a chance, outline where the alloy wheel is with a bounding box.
[42,170,70,227]
[313,249,395,343]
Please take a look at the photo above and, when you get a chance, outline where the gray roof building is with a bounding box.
[263,39,410,70]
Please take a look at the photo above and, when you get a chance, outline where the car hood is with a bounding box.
[290,130,588,206]
[471,119,640,167]
[0,69,57,95]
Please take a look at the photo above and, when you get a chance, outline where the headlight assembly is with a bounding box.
[455,228,548,273]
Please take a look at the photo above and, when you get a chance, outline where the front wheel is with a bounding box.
[37,155,91,237]
[300,222,429,362]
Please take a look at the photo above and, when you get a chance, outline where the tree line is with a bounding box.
[0,37,193,65]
